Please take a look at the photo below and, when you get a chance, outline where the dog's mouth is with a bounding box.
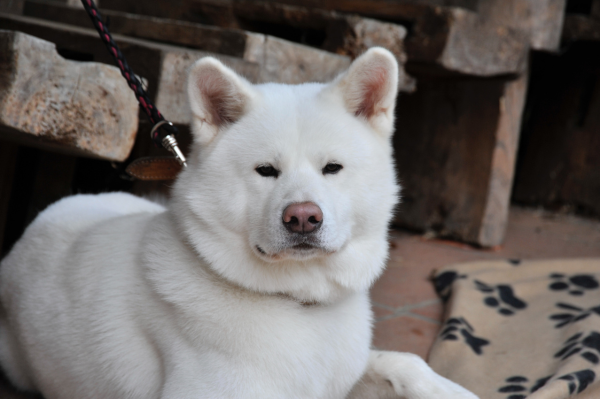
[291,243,316,250]
[256,245,267,255]
[255,242,331,260]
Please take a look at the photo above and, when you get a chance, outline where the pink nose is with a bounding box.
[282,202,323,234]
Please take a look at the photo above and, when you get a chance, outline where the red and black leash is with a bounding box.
[80,0,187,168]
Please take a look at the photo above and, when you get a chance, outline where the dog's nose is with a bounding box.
[282,202,323,234]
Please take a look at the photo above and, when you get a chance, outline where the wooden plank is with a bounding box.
[0,0,24,14]
[15,5,359,95]
[0,141,18,256]
[23,1,402,91]
[54,0,413,90]
[24,151,77,227]
[0,146,40,257]
[0,29,139,161]
[478,69,528,246]
[393,70,528,246]
[0,14,262,126]
[149,0,564,76]
[527,0,566,51]
[563,15,600,42]
[23,0,250,58]
[513,43,600,218]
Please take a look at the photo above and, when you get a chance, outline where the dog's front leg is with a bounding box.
[347,350,478,399]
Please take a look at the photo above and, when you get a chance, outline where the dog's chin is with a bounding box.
[254,243,334,262]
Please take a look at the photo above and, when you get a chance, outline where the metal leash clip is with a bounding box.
[151,121,187,168]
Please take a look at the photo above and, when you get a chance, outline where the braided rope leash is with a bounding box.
[80,0,187,168]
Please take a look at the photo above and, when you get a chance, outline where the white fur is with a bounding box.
[0,48,476,398]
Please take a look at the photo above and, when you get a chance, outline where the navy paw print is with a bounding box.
[439,317,490,355]
[497,375,553,398]
[549,273,599,296]
[557,369,596,395]
[475,280,527,316]
[433,271,467,303]
[549,302,600,328]
[555,331,600,364]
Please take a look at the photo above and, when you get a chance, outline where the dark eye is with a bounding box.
[323,163,343,175]
[255,164,279,178]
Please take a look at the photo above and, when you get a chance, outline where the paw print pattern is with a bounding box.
[433,271,467,303]
[474,280,527,316]
[555,331,600,364]
[439,317,490,355]
[549,273,599,296]
[497,375,553,399]
[549,302,600,328]
[557,369,596,395]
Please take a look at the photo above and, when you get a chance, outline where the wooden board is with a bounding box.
[513,43,600,218]
[393,70,528,246]
[0,29,139,161]
[0,14,263,126]
[0,141,18,256]
[0,0,24,14]
[129,0,564,76]
[21,1,415,91]
[563,14,600,42]
[50,0,413,90]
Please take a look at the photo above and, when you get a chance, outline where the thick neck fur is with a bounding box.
[170,169,392,305]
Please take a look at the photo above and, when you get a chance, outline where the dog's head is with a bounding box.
[173,48,400,303]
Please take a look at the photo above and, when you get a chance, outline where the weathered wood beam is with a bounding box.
[512,43,600,219]
[61,0,413,89]
[2,12,356,123]
[0,0,24,15]
[23,0,251,58]
[393,69,529,246]
[0,29,139,161]
[162,0,563,76]
[22,1,412,91]
[562,14,600,42]
[0,14,262,126]
[0,141,18,256]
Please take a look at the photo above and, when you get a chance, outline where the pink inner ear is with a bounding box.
[197,70,244,126]
[354,66,389,119]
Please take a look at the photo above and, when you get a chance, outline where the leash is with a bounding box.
[80,0,187,178]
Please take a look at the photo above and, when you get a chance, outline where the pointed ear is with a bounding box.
[187,57,256,144]
[332,47,399,136]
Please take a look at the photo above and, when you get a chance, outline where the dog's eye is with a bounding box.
[322,163,343,175]
[255,165,279,178]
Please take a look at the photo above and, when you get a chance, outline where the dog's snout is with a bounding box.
[282,202,323,234]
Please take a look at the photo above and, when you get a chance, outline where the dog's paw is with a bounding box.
[349,351,478,399]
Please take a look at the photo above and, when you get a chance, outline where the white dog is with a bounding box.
[0,48,476,398]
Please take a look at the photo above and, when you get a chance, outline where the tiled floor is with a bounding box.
[1,206,599,397]
[370,206,600,360]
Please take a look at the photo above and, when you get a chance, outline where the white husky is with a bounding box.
[0,48,476,398]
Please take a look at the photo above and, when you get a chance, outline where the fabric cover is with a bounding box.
[428,258,600,399]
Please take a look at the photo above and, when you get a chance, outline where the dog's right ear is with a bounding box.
[328,47,399,137]
[188,57,256,144]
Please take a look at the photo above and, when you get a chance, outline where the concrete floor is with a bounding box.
[1,206,600,397]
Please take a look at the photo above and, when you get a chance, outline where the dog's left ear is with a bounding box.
[331,47,399,136]
[188,57,257,144]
